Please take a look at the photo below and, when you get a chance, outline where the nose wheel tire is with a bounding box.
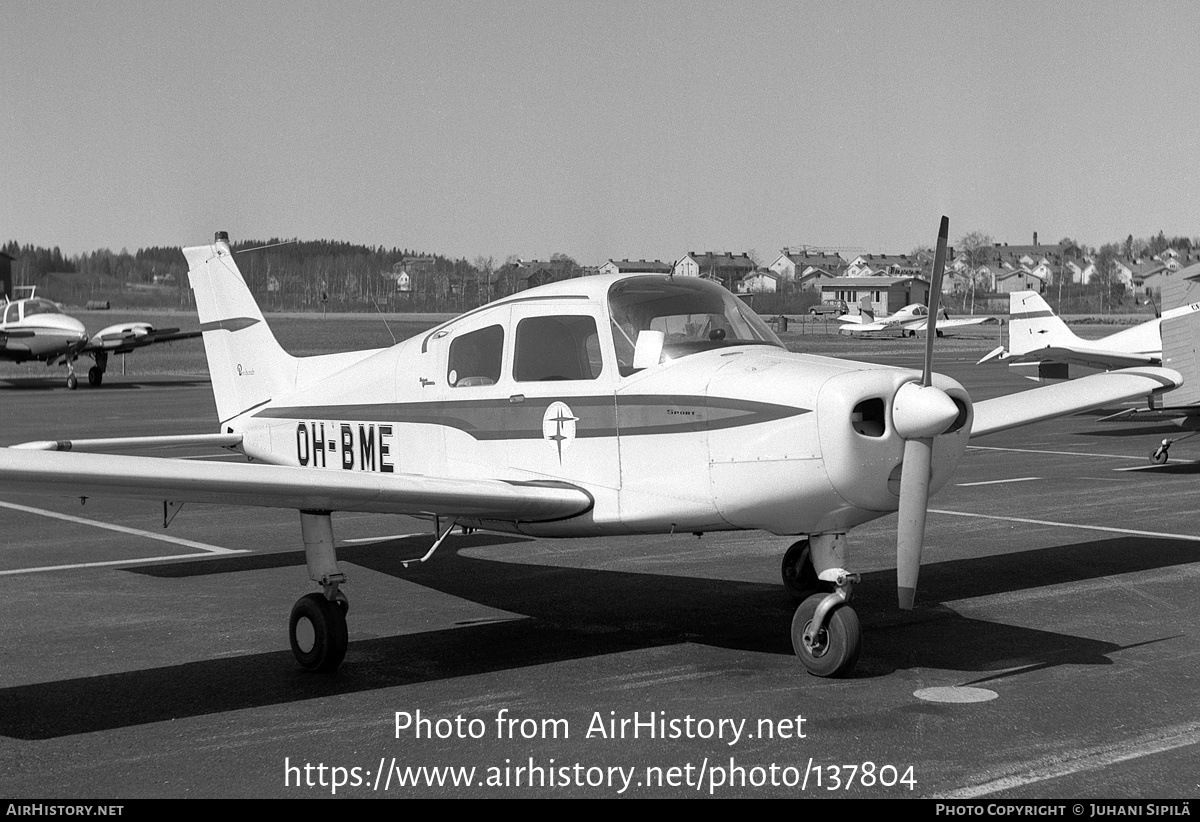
[66,373,78,390]
[781,540,834,602]
[289,592,349,672]
[791,594,861,678]
[1151,447,1169,465]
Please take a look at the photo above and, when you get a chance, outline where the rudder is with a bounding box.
[1007,290,1081,356]
[184,233,298,424]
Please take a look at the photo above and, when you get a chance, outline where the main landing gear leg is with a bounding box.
[1151,431,1198,464]
[289,510,349,672]
[790,533,861,678]
[88,351,108,387]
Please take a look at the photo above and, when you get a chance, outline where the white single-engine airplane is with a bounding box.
[837,299,997,337]
[0,287,201,388]
[0,221,1182,677]
[977,290,1200,380]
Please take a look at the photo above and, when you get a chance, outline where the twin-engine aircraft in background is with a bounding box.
[837,297,997,337]
[0,220,1183,678]
[977,290,1200,380]
[0,286,200,388]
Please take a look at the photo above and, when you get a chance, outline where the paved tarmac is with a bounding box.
[0,344,1198,799]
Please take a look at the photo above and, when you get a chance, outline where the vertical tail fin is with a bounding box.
[858,294,875,322]
[1007,290,1081,356]
[184,234,298,424]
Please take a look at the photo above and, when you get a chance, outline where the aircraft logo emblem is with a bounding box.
[542,401,578,460]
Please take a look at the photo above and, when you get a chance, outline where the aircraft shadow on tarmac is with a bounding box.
[0,533,1190,740]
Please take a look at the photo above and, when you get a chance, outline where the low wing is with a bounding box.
[83,323,201,354]
[838,320,891,334]
[971,366,1181,438]
[907,316,998,331]
[0,449,593,522]
[996,346,1157,371]
[836,314,868,325]
[11,433,244,452]
[1098,405,1200,423]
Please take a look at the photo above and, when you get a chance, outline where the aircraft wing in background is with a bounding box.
[83,323,202,354]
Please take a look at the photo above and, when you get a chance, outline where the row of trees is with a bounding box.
[2,239,585,312]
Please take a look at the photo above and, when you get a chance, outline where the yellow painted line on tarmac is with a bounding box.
[0,499,246,576]
[929,508,1200,542]
[966,445,1144,460]
[936,720,1200,798]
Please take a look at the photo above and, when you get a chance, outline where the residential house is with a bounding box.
[673,252,756,292]
[843,254,922,278]
[741,269,781,293]
[768,250,850,289]
[994,268,1046,294]
[598,259,673,277]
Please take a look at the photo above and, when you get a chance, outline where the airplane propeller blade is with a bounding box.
[896,436,933,609]
[894,215,950,609]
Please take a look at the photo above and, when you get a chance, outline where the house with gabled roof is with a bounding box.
[673,251,756,292]
[843,254,922,278]
[598,259,673,277]
[769,251,849,281]
[741,269,781,293]
[995,267,1046,294]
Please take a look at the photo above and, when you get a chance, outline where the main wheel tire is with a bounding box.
[1151,448,1169,465]
[66,373,78,390]
[791,594,861,678]
[88,366,103,386]
[289,592,349,672]
[780,540,834,602]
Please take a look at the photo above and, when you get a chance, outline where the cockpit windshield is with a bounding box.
[608,276,784,375]
[22,299,62,318]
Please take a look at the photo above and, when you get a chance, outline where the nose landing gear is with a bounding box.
[783,534,862,678]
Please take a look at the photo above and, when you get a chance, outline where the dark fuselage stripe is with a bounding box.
[200,317,260,332]
[254,395,809,440]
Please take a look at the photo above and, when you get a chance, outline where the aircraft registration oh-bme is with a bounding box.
[0,219,1183,677]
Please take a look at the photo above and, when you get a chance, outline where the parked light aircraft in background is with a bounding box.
[977,290,1200,380]
[0,221,1182,678]
[1095,309,1200,464]
[0,287,201,388]
[837,299,997,337]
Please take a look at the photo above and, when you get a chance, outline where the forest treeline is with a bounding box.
[0,239,585,312]
[4,230,1198,314]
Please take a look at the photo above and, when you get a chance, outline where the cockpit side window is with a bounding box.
[447,324,504,387]
[23,299,60,318]
[608,277,784,376]
[513,315,602,382]
[3,303,18,324]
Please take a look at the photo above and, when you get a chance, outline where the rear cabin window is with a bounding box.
[447,324,504,387]
[513,315,603,382]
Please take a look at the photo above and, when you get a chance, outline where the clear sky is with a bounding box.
[4,1,1198,265]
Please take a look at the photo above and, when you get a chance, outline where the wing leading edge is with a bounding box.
[0,449,594,522]
[971,366,1181,438]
